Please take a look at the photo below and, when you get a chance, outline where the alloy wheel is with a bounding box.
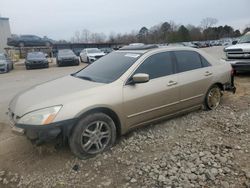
[80,121,111,154]
[207,87,221,110]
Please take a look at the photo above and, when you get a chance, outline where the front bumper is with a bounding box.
[9,117,77,145]
[58,59,79,65]
[26,62,48,68]
[0,65,7,73]
[224,59,250,71]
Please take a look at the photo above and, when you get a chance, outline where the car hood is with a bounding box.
[225,43,250,52]
[9,75,104,117]
[88,53,105,57]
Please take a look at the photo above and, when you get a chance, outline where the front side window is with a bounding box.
[175,51,202,73]
[134,52,174,79]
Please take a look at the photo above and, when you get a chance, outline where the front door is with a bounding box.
[123,51,180,127]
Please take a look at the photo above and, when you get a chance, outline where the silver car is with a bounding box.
[0,53,13,73]
[8,45,236,159]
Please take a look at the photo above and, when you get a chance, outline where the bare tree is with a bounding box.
[74,31,81,43]
[81,29,91,43]
[200,17,218,30]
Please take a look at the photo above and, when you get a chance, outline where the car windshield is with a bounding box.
[87,48,102,53]
[238,34,250,43]
[73,51,141,83]
[27,53,45,59]
[59,50,74,56]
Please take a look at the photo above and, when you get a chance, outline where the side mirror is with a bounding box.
[232,41,237,45]
[130,73,149,84]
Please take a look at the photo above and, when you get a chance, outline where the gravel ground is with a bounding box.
[0,47,249,188]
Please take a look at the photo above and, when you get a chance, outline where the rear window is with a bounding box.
[174,51,202,73]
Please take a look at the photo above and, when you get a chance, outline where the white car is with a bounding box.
[80,48,105,63]
[224,32,250,72]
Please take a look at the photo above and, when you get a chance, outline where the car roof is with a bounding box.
[118,45,200,54]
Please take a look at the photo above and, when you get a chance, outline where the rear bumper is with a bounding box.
[223,74,236,93]
[10,119,78,145]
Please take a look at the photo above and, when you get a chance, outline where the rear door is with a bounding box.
[174,50,213,109]
[123,51,180,127]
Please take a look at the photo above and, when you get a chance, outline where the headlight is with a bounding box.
[18,105,62,125]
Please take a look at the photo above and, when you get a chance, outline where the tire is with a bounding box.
[86,57,89,64]
[69,113,117,159]
[204,85,222,110]
[80,56,83,63]
[26,65,30,70]
[6,65,9,73]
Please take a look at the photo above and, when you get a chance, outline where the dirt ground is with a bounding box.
[0,47,249,188]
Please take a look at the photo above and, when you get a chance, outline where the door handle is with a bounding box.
[167,80,178,86]
[204,71,213,76]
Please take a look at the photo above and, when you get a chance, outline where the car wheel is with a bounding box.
[204,85,222,110]
[19,42,25,47]
[26,65,30,70]
[69,113,117,159]
[86,57,89,63]
[80,56,83,63]
[6,65,9,73]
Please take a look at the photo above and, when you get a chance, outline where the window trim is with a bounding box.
[199,54,211,67]
[125,51,176,85]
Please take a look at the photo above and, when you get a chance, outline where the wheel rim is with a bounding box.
[207,87,221,109]
[81,121,111,154]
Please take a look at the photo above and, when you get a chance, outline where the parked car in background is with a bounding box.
[8,45,235,159]
[80,48,105,63]
[224,32,250,72]
[0,53,13,73]
[168,43,185,47]
[25,52,49,70]
[57,49,79,66]
[7,35,53,47]
[100,47,113,54]
[182,42,199,48]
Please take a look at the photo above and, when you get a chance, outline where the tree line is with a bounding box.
[69,18,250,44]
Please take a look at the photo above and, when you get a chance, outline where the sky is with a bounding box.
[0,0,249,40]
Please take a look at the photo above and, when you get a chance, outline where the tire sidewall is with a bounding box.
[204,85,221,110]
[69,113,116,159]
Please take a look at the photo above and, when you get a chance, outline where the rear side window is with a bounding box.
[134,52,174,79]
[200,55,211,67]
[175,51,202,73]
